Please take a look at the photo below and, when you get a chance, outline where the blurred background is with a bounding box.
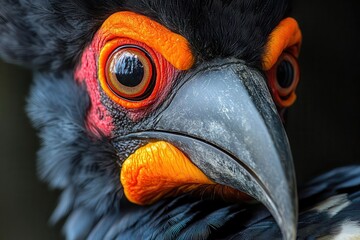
[0,1,359,239]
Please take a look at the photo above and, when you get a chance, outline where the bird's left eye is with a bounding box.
[266,52,300,109]
[106,46,155,101]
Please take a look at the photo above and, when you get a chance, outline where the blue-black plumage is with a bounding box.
[1,0,359,239]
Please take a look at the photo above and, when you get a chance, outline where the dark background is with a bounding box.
[0,1,359,239]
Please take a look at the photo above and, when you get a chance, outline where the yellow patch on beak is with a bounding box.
[120,141,215,205]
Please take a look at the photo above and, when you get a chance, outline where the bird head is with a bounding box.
[0,1,301,239]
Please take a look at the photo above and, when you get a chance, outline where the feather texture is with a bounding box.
[0,0,288,71]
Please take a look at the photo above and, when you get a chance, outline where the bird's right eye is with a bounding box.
[106,45,156,101]
[98,38,177,110]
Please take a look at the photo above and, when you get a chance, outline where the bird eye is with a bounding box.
[266,52,300,109]
[98,38,177,110]
[106,46,155,101]
[277,59,295,89]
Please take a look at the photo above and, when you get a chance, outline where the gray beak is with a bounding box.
[127,60,298,240]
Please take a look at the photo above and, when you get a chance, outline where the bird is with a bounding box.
[0,0,359,239]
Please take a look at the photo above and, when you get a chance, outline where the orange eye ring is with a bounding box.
[266,52,300,108]
[105,45,155,101]
[99,38,164,109]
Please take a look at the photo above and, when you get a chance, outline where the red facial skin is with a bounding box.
[75,34,178,137]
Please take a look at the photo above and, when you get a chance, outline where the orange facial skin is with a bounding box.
[99,11,194,71]
[121,141,214,204]
[262,17,302,71]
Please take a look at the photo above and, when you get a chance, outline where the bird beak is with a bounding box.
[123,60,297,240]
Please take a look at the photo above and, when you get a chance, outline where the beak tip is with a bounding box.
[281,212,298,240]
[283,221,297,240]
[270,188,298,240]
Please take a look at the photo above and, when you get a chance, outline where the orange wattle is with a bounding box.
[120,141,215,205]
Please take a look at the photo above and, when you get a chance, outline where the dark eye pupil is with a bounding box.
[115,53,144,87]
[277,60,294,88]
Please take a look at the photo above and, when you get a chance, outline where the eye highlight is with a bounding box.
[106,46,155,101]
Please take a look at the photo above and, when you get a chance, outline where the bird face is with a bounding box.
[73,9,301,239]
[1,1,302,239]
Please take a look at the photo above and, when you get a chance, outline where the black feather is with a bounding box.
[0,0,289,71]
[26,73,124,223]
